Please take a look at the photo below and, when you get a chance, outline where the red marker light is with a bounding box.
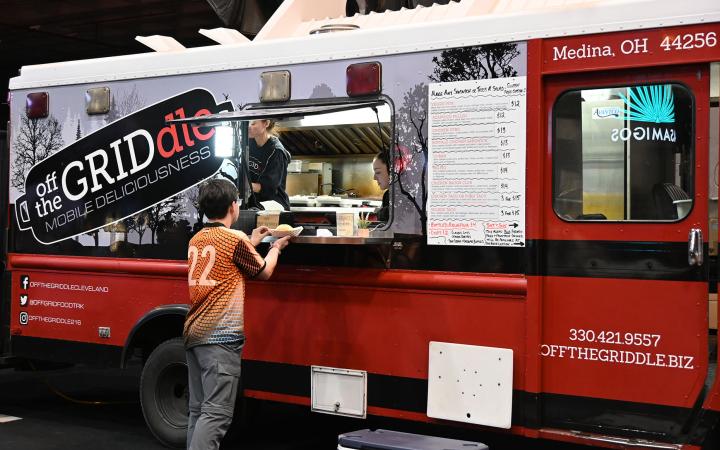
[347,62,382,97]
[26,92,49,119]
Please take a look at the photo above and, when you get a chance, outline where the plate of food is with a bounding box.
[271,224,303,238]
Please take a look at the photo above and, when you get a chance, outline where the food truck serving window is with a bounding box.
[170,99,394,240]
[552,83,694,222]
[275,102,393,235]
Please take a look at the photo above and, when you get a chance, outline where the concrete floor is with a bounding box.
[0,363,593,450]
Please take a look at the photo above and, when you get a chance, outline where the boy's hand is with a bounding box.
[271,235,291,252]
[251,226,272,247]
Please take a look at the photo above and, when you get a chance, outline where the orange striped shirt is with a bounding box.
[183,223,265,348]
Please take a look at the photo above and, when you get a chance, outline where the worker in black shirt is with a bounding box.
[248,119,291,210]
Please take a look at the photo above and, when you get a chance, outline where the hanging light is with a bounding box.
[214,123,235,158]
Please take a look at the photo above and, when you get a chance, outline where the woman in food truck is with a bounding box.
[248,119,291,210]
[372,150,391,222]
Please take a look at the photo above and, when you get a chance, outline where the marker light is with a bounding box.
[214,125,235,158]
[85,87,111,115]
[26,92,49,118]
[260,70,291,102]
[346,62,381,97]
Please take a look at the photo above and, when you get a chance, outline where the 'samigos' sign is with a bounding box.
[16,88,233,244]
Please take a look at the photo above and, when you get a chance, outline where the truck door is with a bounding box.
[541,65,710,443]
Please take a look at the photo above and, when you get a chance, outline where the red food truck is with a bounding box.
[2,0,720,448]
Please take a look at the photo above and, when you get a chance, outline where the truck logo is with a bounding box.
[15,89,234,244]
[619,84,675,124]
[608,85,677,144]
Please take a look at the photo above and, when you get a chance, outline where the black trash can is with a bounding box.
[338,429,489,450]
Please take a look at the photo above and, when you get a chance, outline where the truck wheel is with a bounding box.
[140,337,188,448]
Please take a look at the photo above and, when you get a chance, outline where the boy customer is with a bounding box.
[184,178,290,450]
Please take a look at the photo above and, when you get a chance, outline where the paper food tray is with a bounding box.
[271,226,303,238]
[340,199,365,207]
[316,195,342,205]
[290,196,318,206]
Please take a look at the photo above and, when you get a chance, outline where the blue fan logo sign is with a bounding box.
[610,85,677,143]
[15,89,233,244]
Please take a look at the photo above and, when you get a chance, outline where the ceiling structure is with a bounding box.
[0,0,456,127]
[278,124,392,156]
[0,0,283,126]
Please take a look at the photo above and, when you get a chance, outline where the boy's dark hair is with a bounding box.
[199,179,238,220]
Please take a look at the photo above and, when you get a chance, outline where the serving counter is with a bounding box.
[264,231,394,245]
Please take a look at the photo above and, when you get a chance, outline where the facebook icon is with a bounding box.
[20,275,30,290]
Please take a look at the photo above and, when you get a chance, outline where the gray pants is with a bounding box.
[186,342,243,450]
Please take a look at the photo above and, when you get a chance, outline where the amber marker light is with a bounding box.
[260,70,291,102]
[86,87,111,115]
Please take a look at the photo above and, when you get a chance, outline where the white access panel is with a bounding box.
[311,366,367,419]
[427,342,513,429]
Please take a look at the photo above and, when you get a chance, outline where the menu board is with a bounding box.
[427,77,526,247]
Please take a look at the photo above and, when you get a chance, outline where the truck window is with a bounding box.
[256,102,393,237]
[552,83,694,221]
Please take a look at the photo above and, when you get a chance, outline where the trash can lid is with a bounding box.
[338,429,489,450]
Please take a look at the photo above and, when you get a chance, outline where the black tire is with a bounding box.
[140,337,188,448]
